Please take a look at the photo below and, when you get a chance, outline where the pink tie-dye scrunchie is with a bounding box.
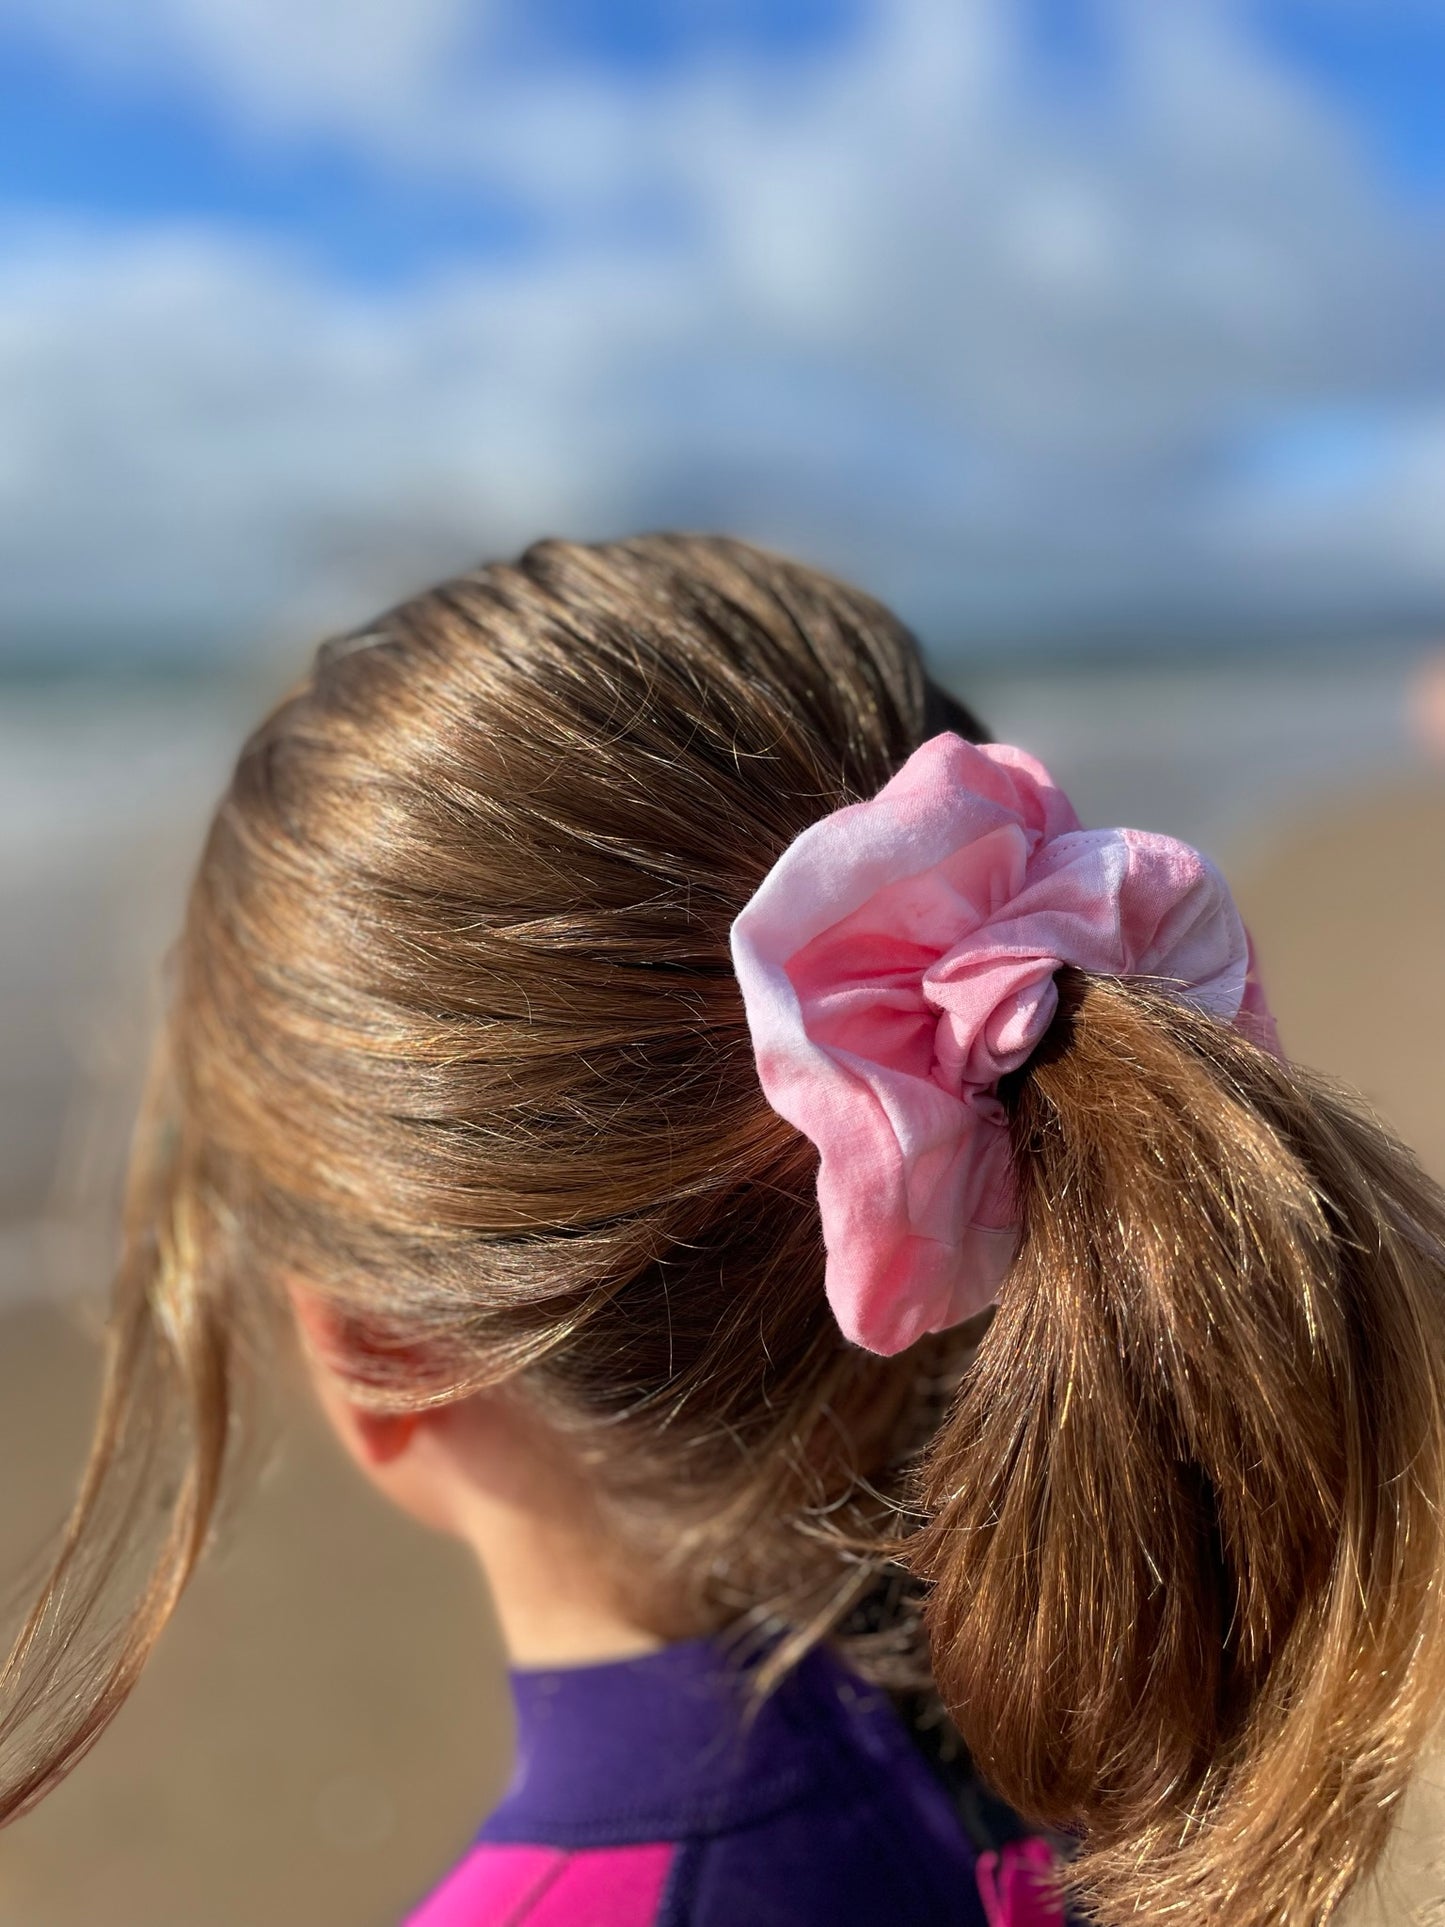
[729,733,1280,1357]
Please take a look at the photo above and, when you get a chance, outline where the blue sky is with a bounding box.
[2,0,1444,660]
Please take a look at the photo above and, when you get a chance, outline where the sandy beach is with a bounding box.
[1,659,1443,1924]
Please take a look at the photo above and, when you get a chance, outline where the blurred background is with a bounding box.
[2,1,1444,1921]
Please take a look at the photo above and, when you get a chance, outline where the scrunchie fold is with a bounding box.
[729,733,1279,1356]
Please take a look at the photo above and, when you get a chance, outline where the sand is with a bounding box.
[1,758,1443,1924]
[1230,779,1445,1926]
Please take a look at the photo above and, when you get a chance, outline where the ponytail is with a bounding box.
[914,969,1445,1925]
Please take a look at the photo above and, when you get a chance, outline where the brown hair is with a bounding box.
[4,533,1445,1924]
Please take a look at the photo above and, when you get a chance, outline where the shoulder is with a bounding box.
[652,1690,989,1927]
[400,1643,1065,1927]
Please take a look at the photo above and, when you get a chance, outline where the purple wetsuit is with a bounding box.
[403,1639,1066,1926]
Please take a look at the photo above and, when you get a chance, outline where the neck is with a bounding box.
[374,1385,671,1669]
[481,1495,666,1664]
[451,1470,664,1670]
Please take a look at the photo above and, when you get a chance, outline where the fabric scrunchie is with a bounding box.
[729,733,1280,1356]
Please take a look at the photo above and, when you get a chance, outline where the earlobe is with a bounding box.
[353,1409,420,1466]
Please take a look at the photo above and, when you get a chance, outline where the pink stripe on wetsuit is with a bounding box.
[406,1842,674,1926]
[401,1640,1067,1926]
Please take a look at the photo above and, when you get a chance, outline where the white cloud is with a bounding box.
[1,0,1444,658]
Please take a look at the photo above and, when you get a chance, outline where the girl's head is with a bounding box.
[5,533,1445,1927]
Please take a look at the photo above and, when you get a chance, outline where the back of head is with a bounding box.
[197,532,953,1644]
[4,532,1445,1927]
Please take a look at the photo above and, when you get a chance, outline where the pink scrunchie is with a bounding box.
[730,733,1280,1356]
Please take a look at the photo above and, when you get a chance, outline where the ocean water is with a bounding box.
[2,646,1439,1308]
[0,681,257,1307]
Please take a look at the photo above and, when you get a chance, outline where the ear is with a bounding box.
[287,1286,422,1464]
[288,1284,362,1374]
